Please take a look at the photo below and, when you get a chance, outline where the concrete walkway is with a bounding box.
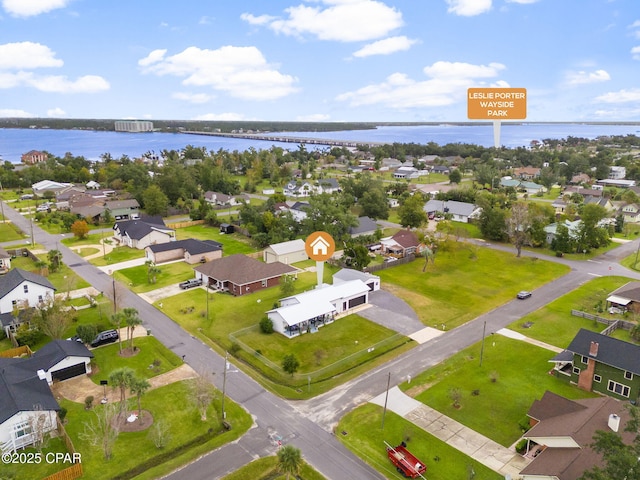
[496,328,564,353]
[370,387,530,478]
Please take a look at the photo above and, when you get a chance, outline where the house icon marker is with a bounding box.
[305,231,335,261]
[310,236,330,256]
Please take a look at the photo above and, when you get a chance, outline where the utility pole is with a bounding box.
[479,321,487,367]
[221,351,228,420]
[381,371,391,430]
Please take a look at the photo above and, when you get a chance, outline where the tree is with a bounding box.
[478,206,507,241]
[32,295,70,339]
[359,188,389,220]
[121,307,142,351]
[109,312,124,353]
[448,169,462,184]
[342,241,372,271]
[280,274,295,297]
[145,260,161,284]
[186,373,216,421]
[130,377,151,422]
[398,194,427,229]
[109,367,135,416]
[141,184,169,216]
[506,202,538,257]
[277,445,303,480]
[70,219,90,239]
[47,249,63,273]
[282,354,300,376]
[79,402,120,460]
[581,405,640,480]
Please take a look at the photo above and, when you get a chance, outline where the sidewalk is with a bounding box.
[370,387,529,478]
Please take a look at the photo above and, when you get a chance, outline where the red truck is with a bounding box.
[386,442,427,478]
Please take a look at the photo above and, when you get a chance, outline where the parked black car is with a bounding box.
[90,330,119,348]
[179,278,203,289]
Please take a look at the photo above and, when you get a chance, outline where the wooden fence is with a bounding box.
[41,415,83,480]
[570,309,635,336]
[0,345,32,358]
[166,219,204,229]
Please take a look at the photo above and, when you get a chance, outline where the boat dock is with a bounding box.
[180,130,388,147]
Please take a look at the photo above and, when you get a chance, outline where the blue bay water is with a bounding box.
[1,123,639,164]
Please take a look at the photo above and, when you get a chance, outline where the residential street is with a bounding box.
[3,200,640,479]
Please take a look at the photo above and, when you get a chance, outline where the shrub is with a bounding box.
[84,396,94,410]
[259,316,274,334]
[77,324,98,344]
[58,407,68,421]
[515,438,528,454]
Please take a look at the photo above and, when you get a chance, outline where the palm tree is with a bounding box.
[108,367,135,417]
[109,312,124,353]
[130,377,150,423]
[122,307,142,352]
[277,445,302,480]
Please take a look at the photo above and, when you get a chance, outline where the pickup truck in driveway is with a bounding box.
[179,279,203,290]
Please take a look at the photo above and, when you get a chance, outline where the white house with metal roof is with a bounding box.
[263,239,307,264]
[267,280,370,338]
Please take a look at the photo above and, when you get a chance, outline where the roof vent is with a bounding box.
[609,413,620,432]
[589,341,599,357]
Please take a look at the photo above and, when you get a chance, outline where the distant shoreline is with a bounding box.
[0,118,639,135]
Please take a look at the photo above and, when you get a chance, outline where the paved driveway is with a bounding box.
[357,289,424,335]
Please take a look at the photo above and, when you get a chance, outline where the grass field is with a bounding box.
[89,336,183,382]
[175,225,256,254]
[0,221,25,241]
[377,243,569,329]
[155,268,414,398]
[507,276,633,348]
[403,337,598,447]
[337,404,502,480]
[57,380,251,480]
[90,246,146,266]
[114,261,199,293]
[221,456,326,480]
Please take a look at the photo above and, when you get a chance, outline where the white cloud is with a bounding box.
[242,0,403,42]
[29,74,109,93]
[352,36,418,57]
[172,92,214,104]
[138,49,167,67]
[47,107,66,117]
[446,0,492,16]
[594,88,640,104]
[296,113,331,121]
[193,112,247,121]
[0,42,63,69]
[506,0,539,4]
[0,72,109,93]
[2,0,70,17]
[139,45,298,101]
[632,46,640,60]
[565,69,611,85]
[336,60,506,108]
[0,108,34,117]
[240,13,277,26]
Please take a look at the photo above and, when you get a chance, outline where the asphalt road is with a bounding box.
[4,200,640,479]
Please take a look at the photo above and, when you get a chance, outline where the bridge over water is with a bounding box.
[180,130,388,148]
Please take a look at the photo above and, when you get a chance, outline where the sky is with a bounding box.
[0,0,639,123]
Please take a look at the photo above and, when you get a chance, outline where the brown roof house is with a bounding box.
[606,281,640,313]
[519,390,634,480]
[380,229,422,257]
[21,150,48,165]
[194,254,297,296]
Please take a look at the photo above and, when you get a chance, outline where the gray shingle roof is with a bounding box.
[0,268,56,299]
[114,219,173,241]
[147,238,222,255]
[567,328,640,375]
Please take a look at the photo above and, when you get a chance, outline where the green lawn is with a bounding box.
[403,337,598,447]
[89,336,183,383]
[90,246,146,266]
[337,404,501,480]
[57,380,252,480]
[1,437,70,479]
[155,270,414,398]
[0,221,25,241]
[175,224,256,254]
[222,456,326,480]
[507,276,633,348]
[378,243,569,329]
[114,261,198,293]
[9,253,91,292]
[236,314,409,380]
